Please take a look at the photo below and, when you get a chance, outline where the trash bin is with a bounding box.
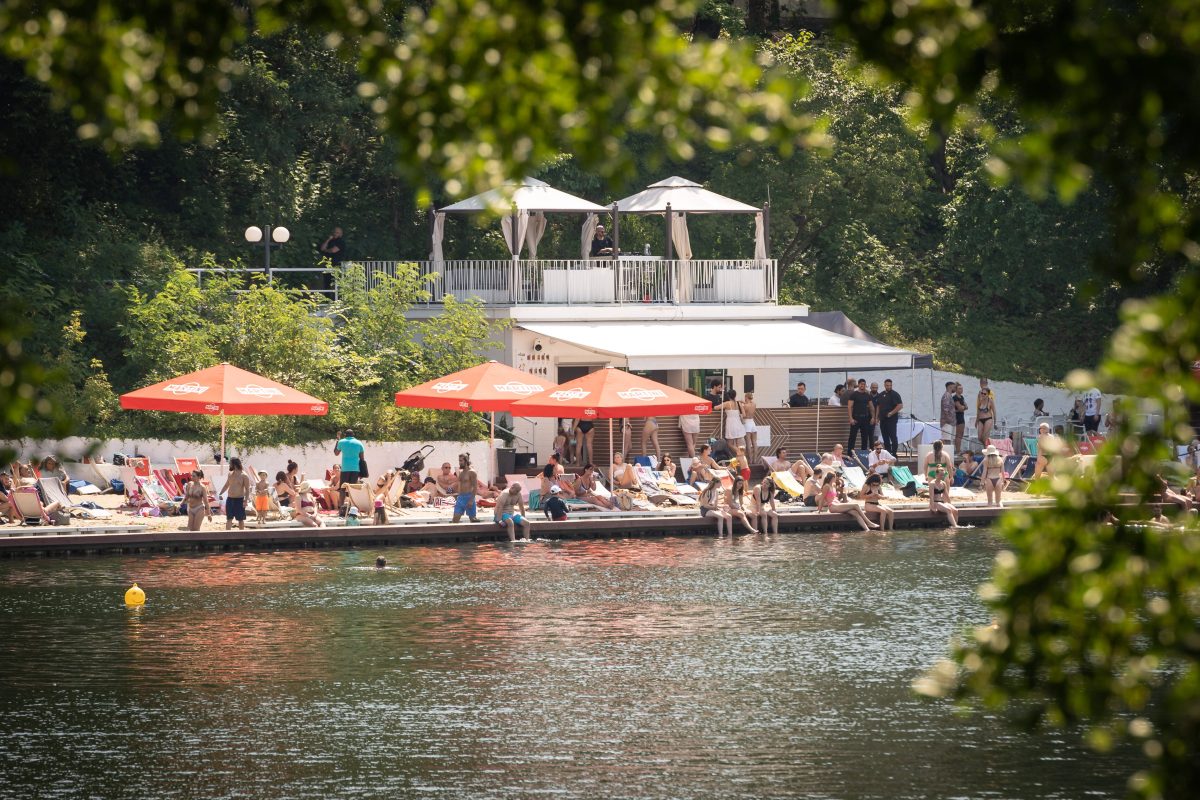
[496,447,516,477]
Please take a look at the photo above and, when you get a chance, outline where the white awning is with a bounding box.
[614,176,760,214]
[440,177,609,214]
[519,320,917,370]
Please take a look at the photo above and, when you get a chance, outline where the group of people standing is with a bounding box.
[939,379,997,453]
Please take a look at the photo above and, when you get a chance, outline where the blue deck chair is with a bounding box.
[853,450,873,470]
[1003,455,1030,490]
[802,453,822,469]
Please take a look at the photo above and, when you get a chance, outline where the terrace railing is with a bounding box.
[188,258,778,306]
[355,257,778,305]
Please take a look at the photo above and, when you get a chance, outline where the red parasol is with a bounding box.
[510,367,712,467]
[509,366,711,419]
[120,363,328,462]
[395,360,553,478]
[394,360,551,412]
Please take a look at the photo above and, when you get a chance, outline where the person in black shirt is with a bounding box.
[589,224,615,257]
[542,485,569,521]
[874,378,904,454]
[320,227,347,265]
[787,382,810,407]
[705,380,725,408]
[847,379,874,451]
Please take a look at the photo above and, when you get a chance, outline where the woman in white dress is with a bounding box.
[715,389,746,454]
[741,391,758,459]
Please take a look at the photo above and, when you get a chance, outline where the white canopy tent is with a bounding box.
[431,177,609,262]
[517,320,917,371]
[612,176,768,261]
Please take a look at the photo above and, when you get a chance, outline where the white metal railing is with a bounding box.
[356,258,778,305]
[186,259,778,306]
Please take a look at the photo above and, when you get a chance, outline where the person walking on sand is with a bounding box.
[218,457,252,531]
[981,444,1005,507]
[183,469,212,532]
[928,466,962,527]
[452,453,480,523]
[976,379,997,446]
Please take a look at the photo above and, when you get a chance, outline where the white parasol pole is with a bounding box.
[220,409,226,466]
[609,418,614,471]
[490,412,496,484]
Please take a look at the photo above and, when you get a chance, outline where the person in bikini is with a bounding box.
[816,471,879,531]
[976,378,997,445]
[750,476,780,535]
[928,466,962,527]
[860,473,895,531]
[981,444,1005,507]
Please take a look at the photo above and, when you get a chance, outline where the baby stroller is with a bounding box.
[397,445,435,476]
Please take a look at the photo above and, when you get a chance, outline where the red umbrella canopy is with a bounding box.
[509,366,712,419]
[394,360,552,412]
[119,364,328,416]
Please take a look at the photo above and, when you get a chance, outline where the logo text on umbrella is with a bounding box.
[203,403,221,412]
[235,384,285,398]
[492,381,544,395]
[164,382,209,395]
[433,380,469,393]
[311,404,327,413]
[616,388,668,401]
[549,388,590,401]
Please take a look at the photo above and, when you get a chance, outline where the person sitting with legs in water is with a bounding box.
[816,471,879,531]
[751,476,780,534]
[493,483,530,541]
[928,466,962,527]
[697,479,732,537]
[860,473,895,531]
[722,475,759,534]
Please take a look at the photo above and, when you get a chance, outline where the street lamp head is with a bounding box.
[244,226,264,243]
[271,226,290,244]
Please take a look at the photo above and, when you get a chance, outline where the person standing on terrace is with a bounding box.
[847,379,874,452]
[788,382,810,407]
[589,224,616,257]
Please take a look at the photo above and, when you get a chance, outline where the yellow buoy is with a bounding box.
[124,583,146,606]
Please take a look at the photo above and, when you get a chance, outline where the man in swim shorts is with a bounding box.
[493,483,529,541]
[451,453,480,523]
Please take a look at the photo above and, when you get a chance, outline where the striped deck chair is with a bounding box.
[154,468,182,497]
[345,483,374,514]
[9,485,52,524]
[1003,455,1030,490]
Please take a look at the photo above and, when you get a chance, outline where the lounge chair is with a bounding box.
[802,453,822,469]
[503,475,532,502]
[853,450,872,470]
[126,457,152,479]
[988,438,1015,456]
[1003,455,1030,491]
[890,465,921,495]
[771,470,805,498]
[345,482,374,514]
[842,465,867,494]
[1023,437,1039,458]
[9,485,52,525]
[154,468,182,497]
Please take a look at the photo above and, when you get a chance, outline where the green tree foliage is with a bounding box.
[825,1,1200,796]
[0,0,811,198]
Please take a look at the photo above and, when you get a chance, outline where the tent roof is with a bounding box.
[439,177,609,214]
[518,320,918,370]
[804,311,934,369]
[614,176,761,214]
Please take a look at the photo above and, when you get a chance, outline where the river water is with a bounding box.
[0,531,1133,799]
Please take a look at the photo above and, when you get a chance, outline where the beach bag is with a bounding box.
[901,480,918,497]
[358,453,369,479]
[613,491,634,511]
[109,479,125,495]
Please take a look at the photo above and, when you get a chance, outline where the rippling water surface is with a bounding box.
[0,531,1133,799]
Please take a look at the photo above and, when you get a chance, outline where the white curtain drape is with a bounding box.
[754,212,767,260]
[670,211,693,261]
[525,212,547,259]
[581,213,597,259]
[500,211,530,258]
[430,212,446,263]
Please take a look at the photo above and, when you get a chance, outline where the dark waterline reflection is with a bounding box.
[0,532,1133,799]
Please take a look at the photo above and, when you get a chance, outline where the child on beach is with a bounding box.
[253,470,271,525]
